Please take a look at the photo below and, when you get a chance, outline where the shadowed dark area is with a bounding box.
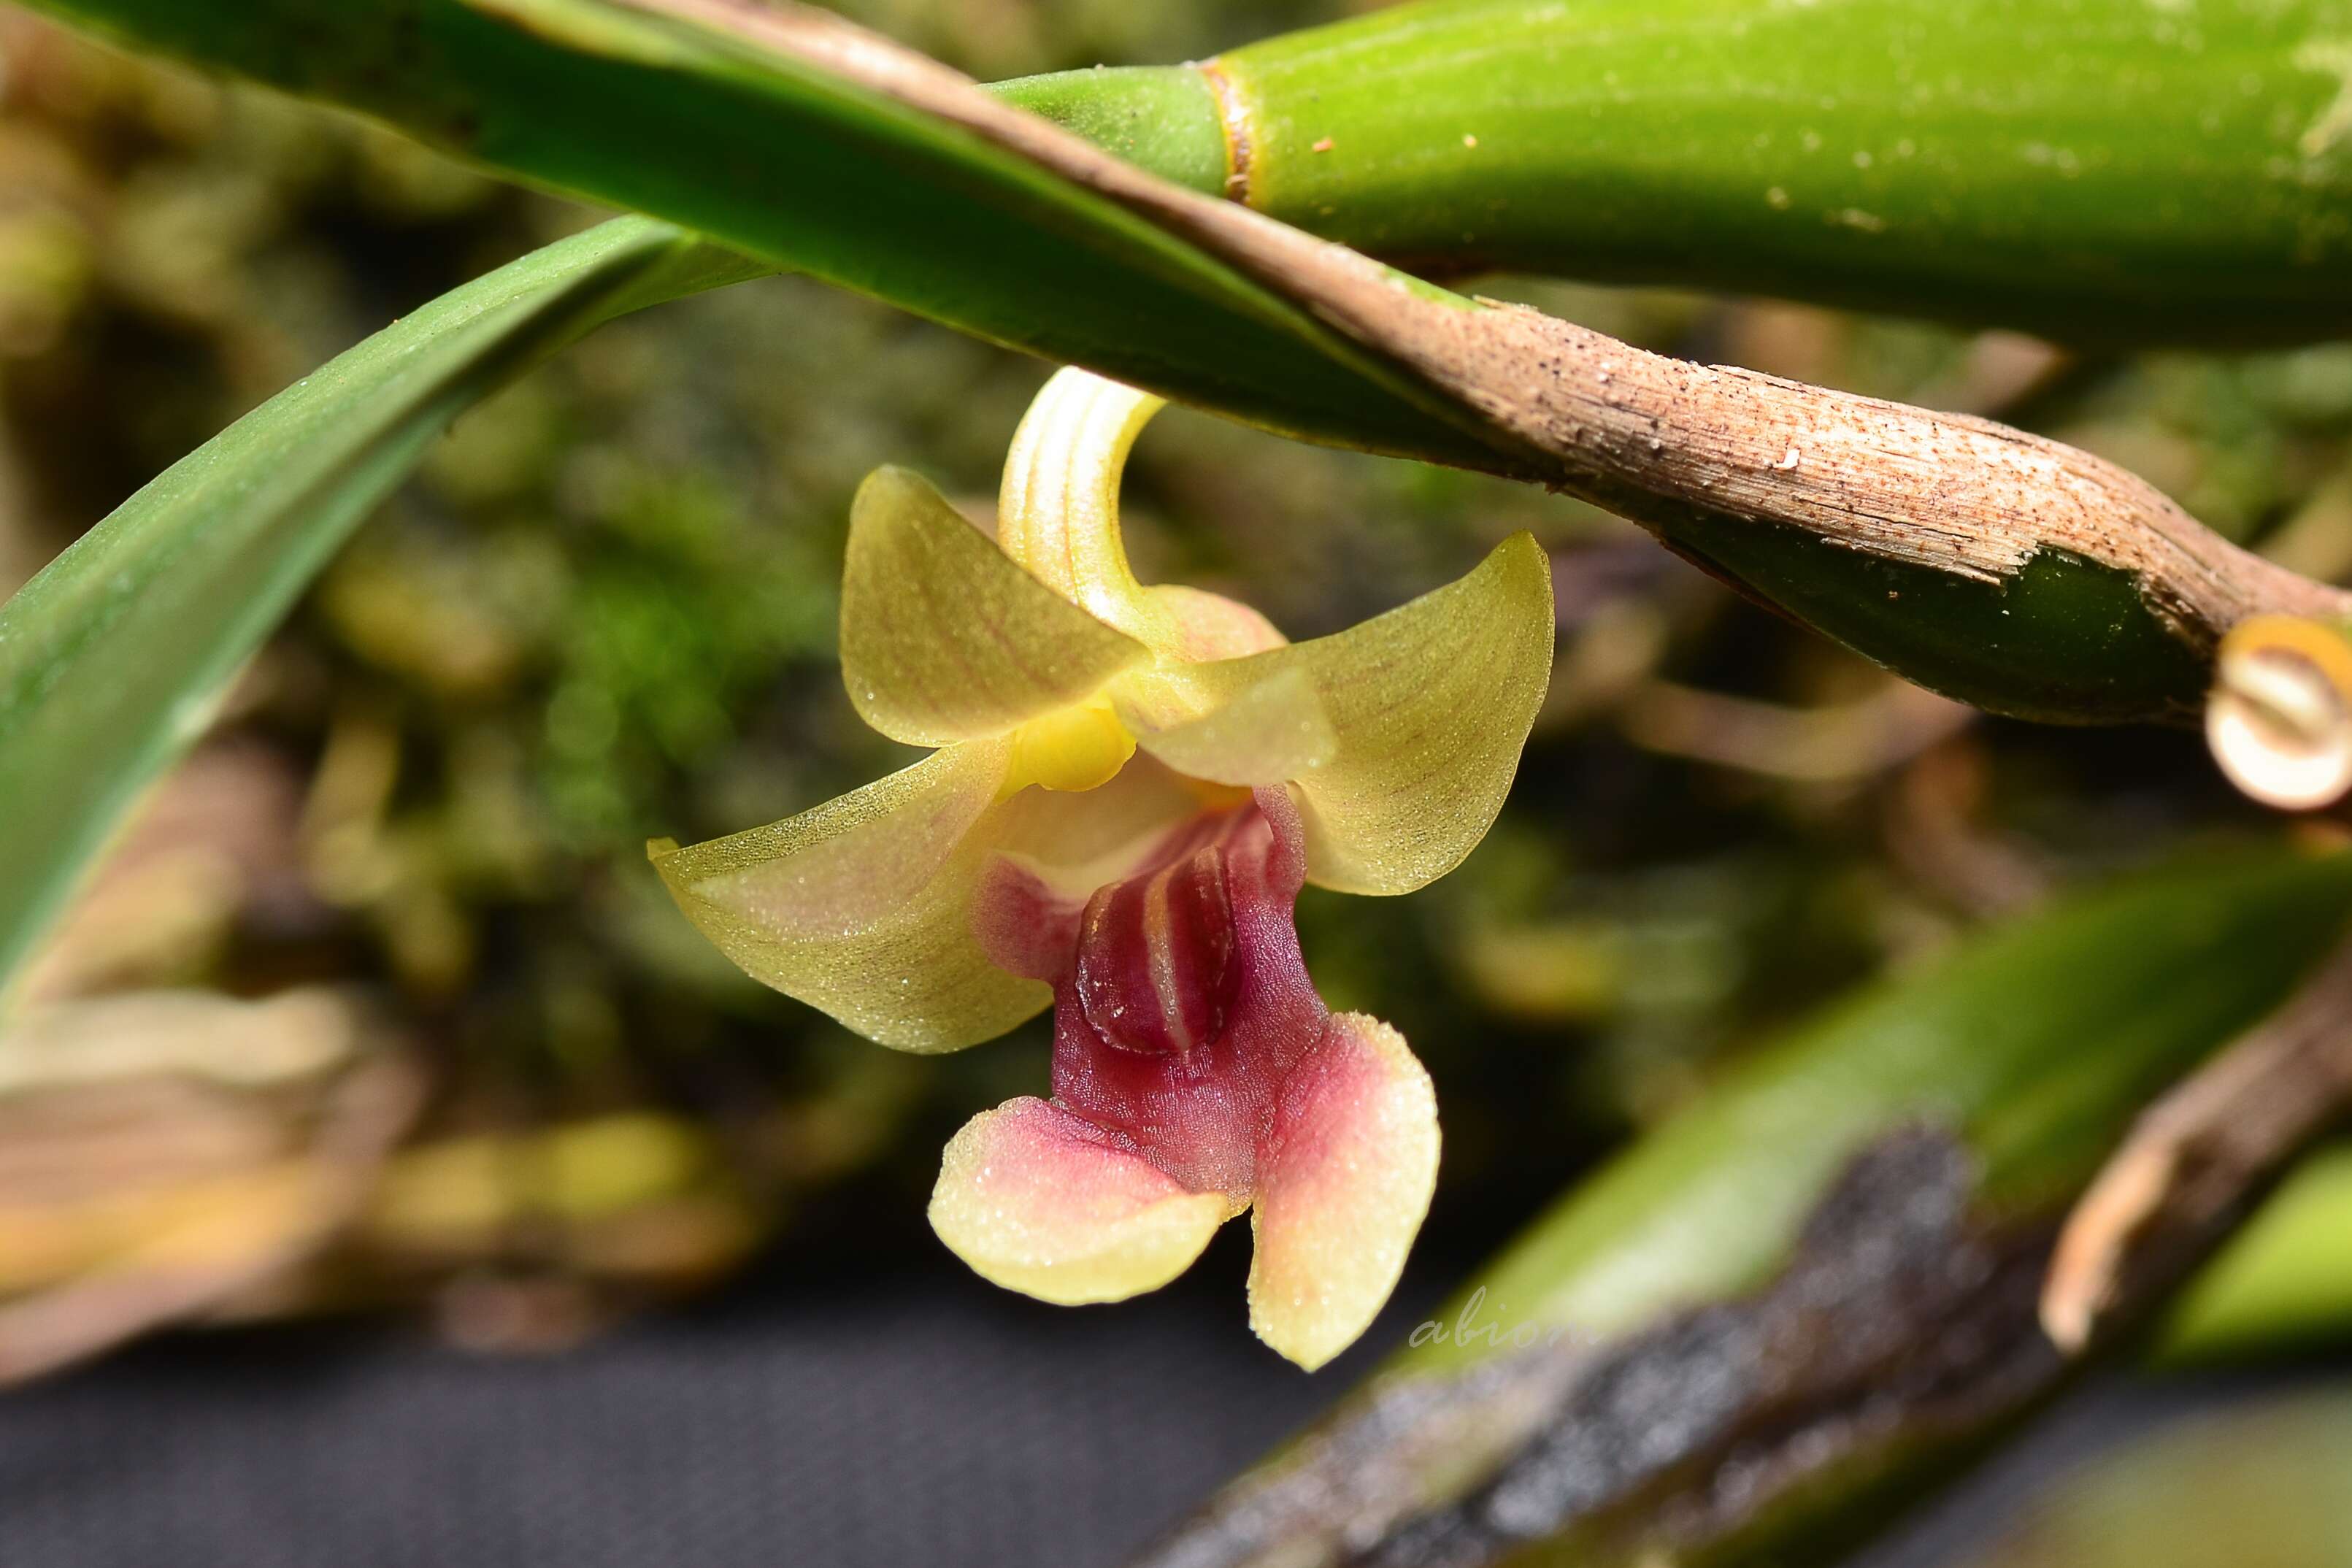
[0,1215,2334,1568]
[0,1229,1440,1568]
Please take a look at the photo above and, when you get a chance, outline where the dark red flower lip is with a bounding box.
[942,782,1439,1368]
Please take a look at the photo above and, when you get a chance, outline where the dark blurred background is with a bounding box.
[4,1,2352,1562]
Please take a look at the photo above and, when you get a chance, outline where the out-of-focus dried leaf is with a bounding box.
[15,739,313,1005]
[0,987,423,1381]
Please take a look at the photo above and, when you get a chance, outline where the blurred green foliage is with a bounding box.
[1949,1381,2352,1568]
[6,1,2352,1296]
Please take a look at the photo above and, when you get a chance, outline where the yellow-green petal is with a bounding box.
[1115,664,1335,787]
[930,1096,1234,1304]
[839,465,1149,748]
[1123,534,1555,894]
[647,739,1045,1053]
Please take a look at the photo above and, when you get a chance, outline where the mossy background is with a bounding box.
[4,1,2351,1333]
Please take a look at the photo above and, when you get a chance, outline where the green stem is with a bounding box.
[1003,0,2352,345]
[996,64,1231,199]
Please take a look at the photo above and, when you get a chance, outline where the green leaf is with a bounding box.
[24,0,2345,734]
[0,216,756,994]
[19,0,1501,469]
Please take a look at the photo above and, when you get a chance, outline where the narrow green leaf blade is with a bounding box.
[0,215,753,993]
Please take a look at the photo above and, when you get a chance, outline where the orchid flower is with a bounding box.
[651,369,1553,1369]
